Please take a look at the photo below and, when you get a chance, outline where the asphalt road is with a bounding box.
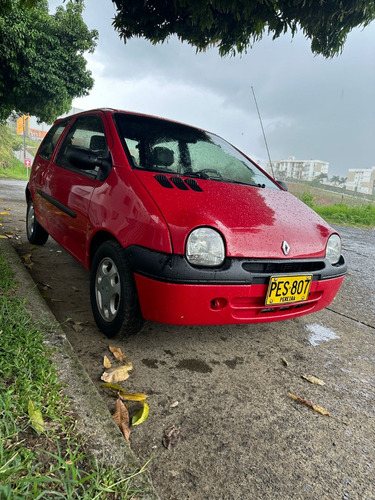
[1,179,374,500]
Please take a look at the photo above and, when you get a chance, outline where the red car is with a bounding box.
[26,109,347,337]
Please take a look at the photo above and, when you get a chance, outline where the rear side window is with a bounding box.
[38,120,69,160]
[56,115,108,176]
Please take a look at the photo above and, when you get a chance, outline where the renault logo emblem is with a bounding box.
[282,241,290,256]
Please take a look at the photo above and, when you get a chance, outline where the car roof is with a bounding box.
[54,108,200,132]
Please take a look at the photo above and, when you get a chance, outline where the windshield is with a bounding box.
[114,113,279,189]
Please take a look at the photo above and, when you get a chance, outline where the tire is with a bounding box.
[90,240,144,338]
[26,198,49,245]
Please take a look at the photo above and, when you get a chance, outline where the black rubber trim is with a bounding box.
[37,190,76,219]
[125,246,347,285]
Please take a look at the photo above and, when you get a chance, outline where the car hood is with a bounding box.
[134,171,334,259]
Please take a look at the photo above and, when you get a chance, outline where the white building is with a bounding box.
[267,157,329,181]
[346,167,375,195]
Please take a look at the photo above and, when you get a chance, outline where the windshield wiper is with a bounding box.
[182,171,211,180]
[219,179,266,188]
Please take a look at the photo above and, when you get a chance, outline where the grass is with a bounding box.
[0,157,30,180]
[294,189,375,228]
[0,251,148,499]
[313,203,375,228]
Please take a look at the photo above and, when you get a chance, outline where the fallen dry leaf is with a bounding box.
[38,282,52,290]
[0,235,8,239]
[289,393,331,414]
[103,355,112,369]
[131,402,149,426]
[281,357,289,367]
[102,382,147,401]
[301,375,326,386]
[21,253,33,269]
[71,321,86,332]
[109,345,129,363]
[289,393,347,424]
[112,398,130,443]
[101,363,133,383]
[0,212,10,215]
[162,425,180,450]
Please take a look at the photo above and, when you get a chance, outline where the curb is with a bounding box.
[0,238,160,499]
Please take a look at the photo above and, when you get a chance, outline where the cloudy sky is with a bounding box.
[53,1,375,177]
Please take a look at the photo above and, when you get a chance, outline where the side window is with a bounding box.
[125,138,140,167]
[56,115,108,176]
[38,120,69,160]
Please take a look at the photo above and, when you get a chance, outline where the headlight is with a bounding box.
[326,234,341,265]
[186,227,225,266]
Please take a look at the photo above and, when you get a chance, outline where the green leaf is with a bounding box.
[102,382,148,401]
[131,402,149,426]
[28,401,44,434]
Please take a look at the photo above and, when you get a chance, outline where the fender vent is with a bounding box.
[154,174,174,188]
[154,174,203,192]
[184,178,203,192]
[170,176,189,190]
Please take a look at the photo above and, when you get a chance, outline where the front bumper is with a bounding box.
[126,246,347,325]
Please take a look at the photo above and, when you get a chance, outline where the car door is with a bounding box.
[44,114,110,264]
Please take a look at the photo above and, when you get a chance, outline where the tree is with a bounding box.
[311,172,327,186]
[0,0,38,15]
[330,175,341,185]
[112,0,375,57]
[0,1,98,123]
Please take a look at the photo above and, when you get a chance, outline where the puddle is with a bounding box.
[306,323,340,346]
[142,358,159,369]
[176,359,212,373]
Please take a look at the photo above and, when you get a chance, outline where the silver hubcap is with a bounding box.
[27,203,35,236]
[95,257,121,322]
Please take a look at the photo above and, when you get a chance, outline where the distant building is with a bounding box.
[267,157,329,181]
[346,167,375,195]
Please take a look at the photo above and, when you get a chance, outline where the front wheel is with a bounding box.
[26,198,49,245]
[90,240,144,338]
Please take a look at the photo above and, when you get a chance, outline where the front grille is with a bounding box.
[242,260,325,275]
[230,290,323,320]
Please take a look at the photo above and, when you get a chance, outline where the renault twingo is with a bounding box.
[26,109,347,337]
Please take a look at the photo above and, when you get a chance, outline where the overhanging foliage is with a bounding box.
[0,0,97,123]
[112,0,375,57]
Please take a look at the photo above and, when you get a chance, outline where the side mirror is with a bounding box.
[66,146,112,180]
[276,180,288,191]
[66,145,101,169]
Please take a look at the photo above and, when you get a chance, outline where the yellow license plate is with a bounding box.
[265,275,312,305]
